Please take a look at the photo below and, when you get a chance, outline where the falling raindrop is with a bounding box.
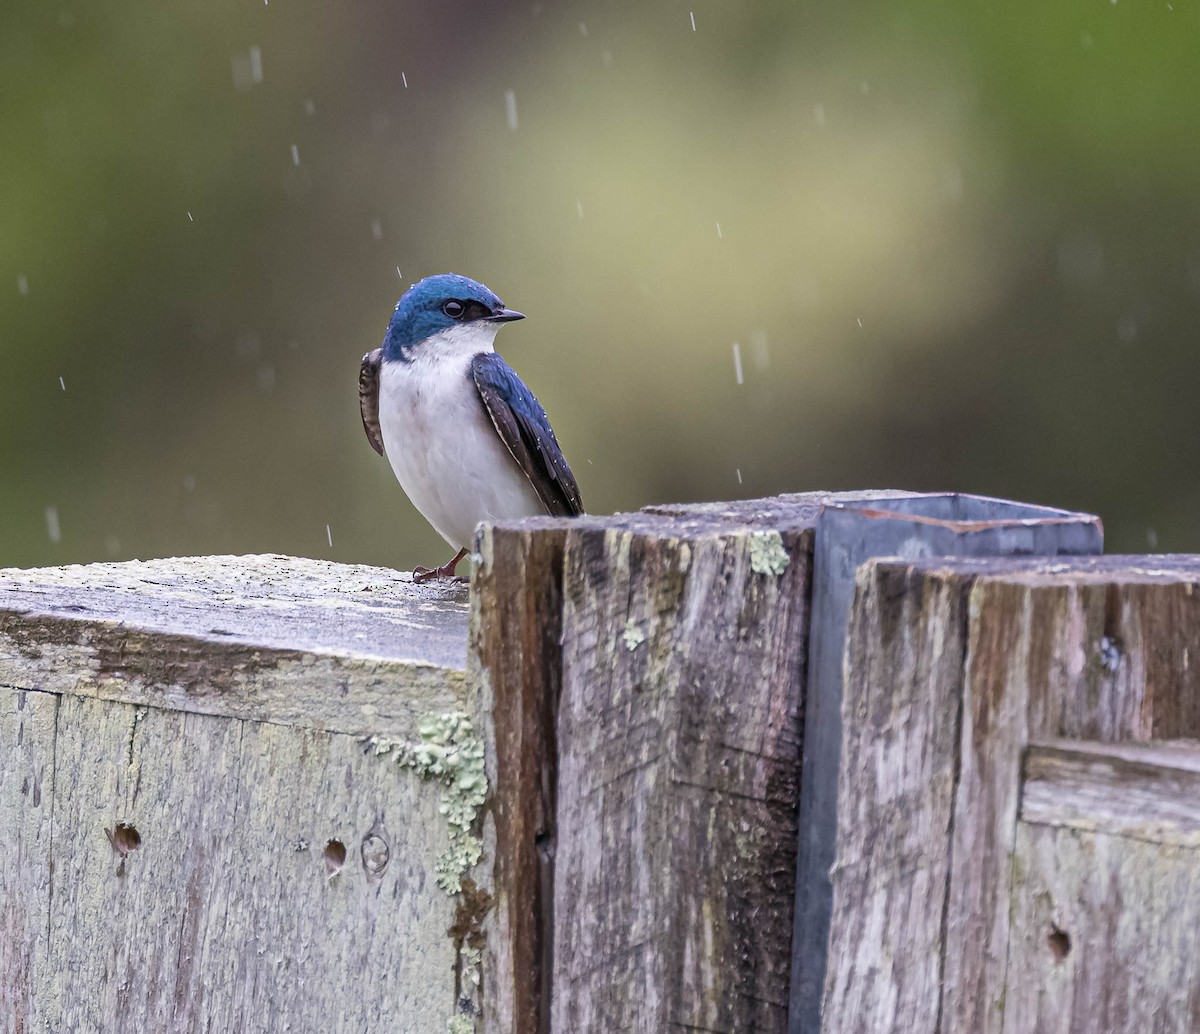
[290,144,300,166]
[505,89,518,130]
[326,525,333,548]
[59,376,65,391]
[857,317,863,327]
[716,222,723,239]
[401,72,408,88]
[396,266,403,278]
[371,219,383,240]
[736,469,743,484]
[250,46,263,83]
[732,343,744,385]
[45,507,61,544]
[690,11,696,30]
[17,275,28,296]
[187,211,193,222]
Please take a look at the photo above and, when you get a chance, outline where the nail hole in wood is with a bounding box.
[105,822,141,856]
[1047,924,1071,962]
[323,838,347,875]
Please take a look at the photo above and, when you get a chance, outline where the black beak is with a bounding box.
[486,308,525,323]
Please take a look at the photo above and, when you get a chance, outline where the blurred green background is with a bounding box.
[3,0,1198,570]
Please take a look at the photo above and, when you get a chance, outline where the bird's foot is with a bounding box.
[413,548,469,584]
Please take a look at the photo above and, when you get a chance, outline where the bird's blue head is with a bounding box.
[382,273,525,362]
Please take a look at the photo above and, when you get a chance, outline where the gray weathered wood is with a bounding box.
[550,510,811,1032]
[1008,739,1200,1031]
[791,494,1101,1034]
[0,554,468,738]
[821,563,972,1033]
[0,687,56,1031]
[944,560,1200,1034]
[40,693,457,1031]
[824,554,1200,1034]
[1,555,476,1034]
[1004,821,1200,1032]
[1022,739,1200,846]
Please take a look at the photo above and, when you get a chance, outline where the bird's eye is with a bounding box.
[442,300,465,319]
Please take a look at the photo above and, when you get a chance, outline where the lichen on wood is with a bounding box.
[364,711,488,895]
[748,530,790,576]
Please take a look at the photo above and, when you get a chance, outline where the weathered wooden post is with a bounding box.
[470,491,1102,1033]
[0,556,474,1031]
[472,509,813,1032]
[825,554,1200,1033]
[18,491,1185,1034]
[788,496,1102,1033]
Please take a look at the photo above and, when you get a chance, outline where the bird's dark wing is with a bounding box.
[471,351,584,517]
[359,348,385,457]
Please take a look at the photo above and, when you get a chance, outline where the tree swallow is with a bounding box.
[359,273,584,582]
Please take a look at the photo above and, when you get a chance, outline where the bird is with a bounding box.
[360,273,584,582]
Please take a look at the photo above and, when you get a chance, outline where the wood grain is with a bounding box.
[40,694,457,1033]
[822,563,971,1032]
[0,687,56,1033]
[944,564,1200,1034]
[1022,739,1200,846]
[470,519,571,1034]
[0,555,473,1034]
[551,512,812,1033]
[823,554,1200,1034]
[0,554,469,739]
[1004,821,1200,1033]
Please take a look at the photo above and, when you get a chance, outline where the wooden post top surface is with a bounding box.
[0,554,470,738]
[869,552,1200,585]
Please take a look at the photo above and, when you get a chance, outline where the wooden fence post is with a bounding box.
[826,554,1200,1033]
[0,556,472,1032]
[17,492,1180,1034]
[473,507,816,1032]
[471,491,1102,1034]
[788,496,1102,1034]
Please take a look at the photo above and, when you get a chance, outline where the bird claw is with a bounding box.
[413,549,470,584]
[412,566,463,583]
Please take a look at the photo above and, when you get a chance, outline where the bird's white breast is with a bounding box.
[377,324,544,550]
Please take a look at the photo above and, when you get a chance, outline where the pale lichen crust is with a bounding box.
[749,530,791,576]
[362,711,487,895]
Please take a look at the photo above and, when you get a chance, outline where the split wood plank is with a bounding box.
[821,562,973,1033]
